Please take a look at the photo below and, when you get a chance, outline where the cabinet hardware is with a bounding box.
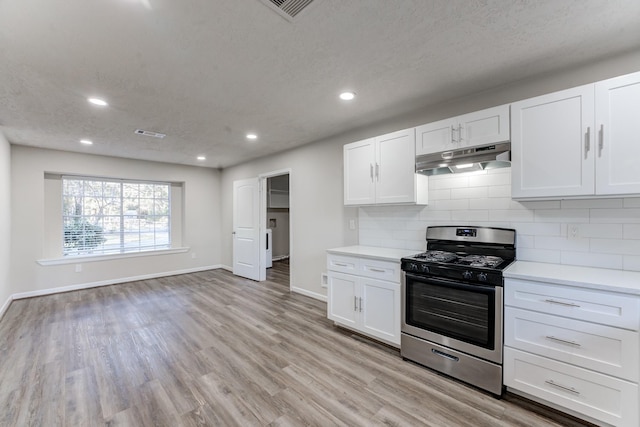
[334,262,348,267]
[599,124,604,156]
[545,336,581,347]
[354,296,358,311]
[369,268,386,273]
[584,126,591,159]
[375,163,380,181]
[370,164,374,182]
[457,124,463,142]
[451,125,457,143]
[544,299,581,308]
[359,297,363,312]
[545,380,580,395]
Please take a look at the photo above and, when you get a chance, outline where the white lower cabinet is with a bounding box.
[327,254,401,347]
[504,278,640,426]
[505,348,638,427]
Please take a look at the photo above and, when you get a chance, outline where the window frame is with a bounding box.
[61,175,172,257]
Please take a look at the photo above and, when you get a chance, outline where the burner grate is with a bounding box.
[458,255,504,268]
[417,250,458,263]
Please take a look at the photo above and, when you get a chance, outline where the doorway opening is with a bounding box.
[261,171,291,289]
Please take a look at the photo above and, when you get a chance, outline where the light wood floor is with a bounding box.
[0,260,590,426]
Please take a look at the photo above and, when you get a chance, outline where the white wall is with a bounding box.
[359,168,640,271]
[0,132,11,315]
[10,146,222,295]
[221,138,359,300]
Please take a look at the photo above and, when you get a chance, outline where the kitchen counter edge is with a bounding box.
[326,246,418,263]
[504,260,640,295]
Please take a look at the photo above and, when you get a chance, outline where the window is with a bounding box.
[62,176,171,256]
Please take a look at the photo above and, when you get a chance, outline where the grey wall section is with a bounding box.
[0,133,11,312]
[10,146,222,295]
[221,137,359,300]
[220,49,640,300]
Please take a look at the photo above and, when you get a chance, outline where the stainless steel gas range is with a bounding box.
[400,226,516,396]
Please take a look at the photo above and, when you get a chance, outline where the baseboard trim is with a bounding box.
[291,286,327,302]
[0,294,12,321]
[11,265,221,301]
[219,264,232,272]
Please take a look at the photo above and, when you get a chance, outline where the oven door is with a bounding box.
[401,272,503,364]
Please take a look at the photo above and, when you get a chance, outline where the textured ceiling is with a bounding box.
[1,0,640,168]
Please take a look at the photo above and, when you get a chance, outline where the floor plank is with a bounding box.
[0,260,592,426]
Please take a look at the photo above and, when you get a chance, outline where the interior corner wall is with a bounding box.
[221,138,359,300]
[9,146,222,296]
[0,133,11,313]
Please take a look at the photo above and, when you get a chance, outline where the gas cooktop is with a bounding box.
[408,251,506,269]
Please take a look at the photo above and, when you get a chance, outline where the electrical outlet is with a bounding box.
[321,273,328,288]
[568,224,580,240]
[191,252,197,259]
[349,219,356,230]
[75,264,82,273]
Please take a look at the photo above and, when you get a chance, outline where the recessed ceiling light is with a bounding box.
[339,91,356,101]
[246,133,258,140]
[197,156,206,161]
[88,97,108,107]
[80,139,93,145]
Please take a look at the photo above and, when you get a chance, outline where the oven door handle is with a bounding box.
[404,273,497,292]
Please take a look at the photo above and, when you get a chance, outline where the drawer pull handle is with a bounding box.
[432,348,459,362]
[354,296,358,311]
[545,380,580,395]
[369,268,386,273]
[544,299,580,308]
[334,262,348,267]
[545,336,581,347]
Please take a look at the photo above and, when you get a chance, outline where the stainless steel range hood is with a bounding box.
[416,142,511,176]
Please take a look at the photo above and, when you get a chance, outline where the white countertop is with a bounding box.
[326,245,418,262]
[504,261,640,295]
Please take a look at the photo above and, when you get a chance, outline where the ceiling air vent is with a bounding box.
[260,0,315,20]
[134,129,166,139]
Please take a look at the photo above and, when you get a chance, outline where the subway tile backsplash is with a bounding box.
[358,168,640,272]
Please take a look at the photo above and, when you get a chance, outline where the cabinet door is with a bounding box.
[595,71,640,195]
[375,128,417,204]
[415,118,455,155]
[457,104,510,148]
[511,85,595,199]
[360,277,400,346]
[327,272,358,329]
[344,138,376,205]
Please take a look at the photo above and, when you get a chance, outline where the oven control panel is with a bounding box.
[401,259,506,287]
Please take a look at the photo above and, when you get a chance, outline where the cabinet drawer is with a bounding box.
[360,258,401,282]
[505,307,639,381]
[505,278,640,330]
[504,348,638,427]
[327,254,359,274]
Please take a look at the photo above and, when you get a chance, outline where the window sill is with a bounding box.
[37,247,190,266]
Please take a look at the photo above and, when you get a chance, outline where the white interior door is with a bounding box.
[233,177,261,281]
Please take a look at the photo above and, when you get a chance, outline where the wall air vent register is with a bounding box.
[261,0,315,20]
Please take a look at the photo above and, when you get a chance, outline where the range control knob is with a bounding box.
[409,263,418,271]
[478,272,488,282]
[462,270,474,280]
[420,264,429,273]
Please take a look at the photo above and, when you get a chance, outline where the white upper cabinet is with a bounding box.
[343,138,376,205]
[512,71,640,199]
[416,104,510,155]
[511,84,595,199]
[344,128,427,205]
[595,72,640,195]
